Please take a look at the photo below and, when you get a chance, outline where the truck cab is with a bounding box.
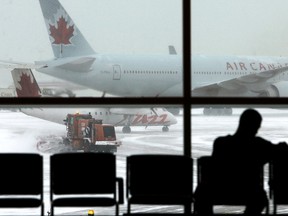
[64,113,121,152]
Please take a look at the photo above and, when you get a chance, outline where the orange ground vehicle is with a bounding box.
[63,113,121,152]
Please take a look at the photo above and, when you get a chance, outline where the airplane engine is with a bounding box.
[259,81,288,97]
[41,88,76,97]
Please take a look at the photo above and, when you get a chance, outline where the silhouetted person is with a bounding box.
[194,108,287,215]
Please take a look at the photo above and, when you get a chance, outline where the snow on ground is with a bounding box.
[1,108,288,214]
[0,109,182,215]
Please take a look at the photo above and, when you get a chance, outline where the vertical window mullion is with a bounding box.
[183,0,191,157]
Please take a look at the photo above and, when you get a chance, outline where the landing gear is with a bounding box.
[122,126,131,134]
[203,107,233,116]
[162,126,169,132]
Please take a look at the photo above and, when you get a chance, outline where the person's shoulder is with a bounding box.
[215,135,232,140]
[214,135,232,144]
[255,136,272,145]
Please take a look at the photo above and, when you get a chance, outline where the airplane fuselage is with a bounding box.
[20,107,177,127]
[193,55,288,85]
[192,55,288,97]
[36,54,288,97]
[37,54,183,97]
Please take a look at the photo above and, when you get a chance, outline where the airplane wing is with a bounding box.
[36,56,96,72]
[0,56,95,72]
[192,66,288,96]
[0,59,45,69]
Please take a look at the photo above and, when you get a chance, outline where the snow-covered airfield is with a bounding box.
[2,107,288,215]
[0,109,182,215]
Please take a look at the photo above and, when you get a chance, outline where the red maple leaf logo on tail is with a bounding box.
[49,16,74,45]
[16,73,41,97]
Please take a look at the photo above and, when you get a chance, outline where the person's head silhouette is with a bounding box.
[235,109,262,137]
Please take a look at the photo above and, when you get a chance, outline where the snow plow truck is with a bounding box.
[63,113,121,153]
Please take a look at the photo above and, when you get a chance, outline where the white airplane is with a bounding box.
[10,68,177,133]
[3,0,288,115]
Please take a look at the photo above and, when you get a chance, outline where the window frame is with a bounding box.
[0,0,191,157]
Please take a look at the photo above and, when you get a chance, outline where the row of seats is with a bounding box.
[0,153,287,215]
[0,153,193,216]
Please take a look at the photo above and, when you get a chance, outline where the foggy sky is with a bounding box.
[1,0,287,61]
[1,0,288,87]
[0,0,181,62]
[192,0,288,56]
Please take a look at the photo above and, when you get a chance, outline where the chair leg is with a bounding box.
[273,199,276,215]
[127,202,131,214]
[51,205,54,216]
[184,203,191,215]
[116,203,119,216]
[266,202,269,215]
[41,203,44,216]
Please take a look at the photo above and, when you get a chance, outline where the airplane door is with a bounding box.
[113,65,121,80]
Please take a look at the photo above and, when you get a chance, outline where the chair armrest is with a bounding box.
[116,177,124,204]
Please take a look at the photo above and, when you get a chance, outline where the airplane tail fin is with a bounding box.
[39,0,95,58]
[168,45,177,55]
[11,69,41,97]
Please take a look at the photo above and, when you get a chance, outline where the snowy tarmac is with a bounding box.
[0,109,182,215]
[1,108,288,215]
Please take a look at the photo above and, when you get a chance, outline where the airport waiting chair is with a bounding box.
[196,156,269,215]
[50,152,124,216]
[126,154,193,214]
[0,153,44,216]
[269,154,288,214]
